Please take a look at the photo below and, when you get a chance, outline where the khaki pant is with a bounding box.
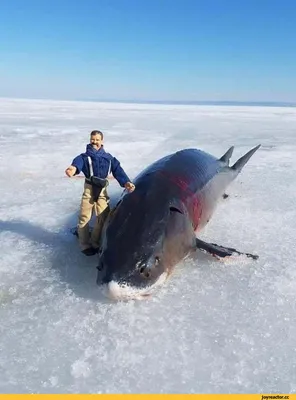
[77,183,110,251]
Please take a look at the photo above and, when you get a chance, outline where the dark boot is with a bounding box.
[81,247,98,256]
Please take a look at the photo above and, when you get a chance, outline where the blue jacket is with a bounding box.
[72,145,130,187]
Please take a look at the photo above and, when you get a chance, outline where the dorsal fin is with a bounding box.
[220,146,234,164]
[231,145,261,172]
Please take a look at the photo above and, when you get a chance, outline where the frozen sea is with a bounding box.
[0,98,295,393]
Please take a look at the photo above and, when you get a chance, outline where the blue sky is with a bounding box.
[0,0,296,102]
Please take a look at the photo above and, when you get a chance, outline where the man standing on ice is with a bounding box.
[65,130,135,256]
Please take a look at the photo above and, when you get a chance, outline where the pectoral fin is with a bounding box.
[195,238,258,260]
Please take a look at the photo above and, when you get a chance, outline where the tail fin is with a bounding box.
[220,146,234,164]
[231,145,261,172]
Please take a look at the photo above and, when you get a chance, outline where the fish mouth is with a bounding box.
[102,273,168,301]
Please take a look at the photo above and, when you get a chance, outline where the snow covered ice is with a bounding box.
[0,98,296,393]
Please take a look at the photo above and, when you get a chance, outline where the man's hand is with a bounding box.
[124,182,135,193]
[65,166,77,177]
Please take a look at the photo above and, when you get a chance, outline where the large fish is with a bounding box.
[97,145,260,300]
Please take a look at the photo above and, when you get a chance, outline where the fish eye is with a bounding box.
[139,266,151,278]
[139,256,161,278]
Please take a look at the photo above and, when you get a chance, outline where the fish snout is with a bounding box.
[102,281,151,301]
[101,269,169,301]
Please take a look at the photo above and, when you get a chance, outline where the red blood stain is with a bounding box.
[158,170,202,230]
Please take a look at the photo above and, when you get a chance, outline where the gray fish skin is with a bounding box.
[97,145,260,300]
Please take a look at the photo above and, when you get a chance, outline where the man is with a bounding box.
[65,130,135,256]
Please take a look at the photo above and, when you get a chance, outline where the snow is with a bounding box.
[0,97,295,393]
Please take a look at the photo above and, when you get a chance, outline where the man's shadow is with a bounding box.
[0,190,123,302]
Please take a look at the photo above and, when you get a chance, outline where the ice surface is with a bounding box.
[0,98,296,393]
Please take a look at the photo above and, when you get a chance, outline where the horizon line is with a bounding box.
[1,95,295,108]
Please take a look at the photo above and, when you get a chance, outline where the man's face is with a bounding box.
[90,133,103,150]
